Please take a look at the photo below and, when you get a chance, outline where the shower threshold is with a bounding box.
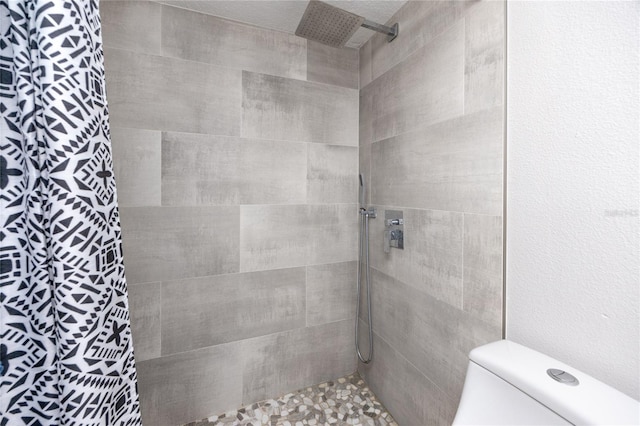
[182,372,397,426]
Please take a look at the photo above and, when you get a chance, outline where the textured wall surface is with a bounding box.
[358,1,505,424]
[506,1,640,400]
[101,3,359,424]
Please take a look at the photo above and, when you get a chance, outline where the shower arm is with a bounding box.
[361,20,399,42]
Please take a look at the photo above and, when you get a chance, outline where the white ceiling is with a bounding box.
[160,1,407,48]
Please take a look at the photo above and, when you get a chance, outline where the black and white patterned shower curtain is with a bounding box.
[0,0,141,424]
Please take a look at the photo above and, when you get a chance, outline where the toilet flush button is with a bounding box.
[547,368,580,386]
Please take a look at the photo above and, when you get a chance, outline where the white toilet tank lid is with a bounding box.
[469,340,640,425]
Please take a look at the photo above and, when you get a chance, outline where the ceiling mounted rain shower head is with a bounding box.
[296,1,363,47]
[295,1,399,48]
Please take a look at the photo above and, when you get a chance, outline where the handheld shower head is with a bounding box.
[359,173,365,207]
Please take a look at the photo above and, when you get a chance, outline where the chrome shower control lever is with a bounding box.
[384,210,404,251]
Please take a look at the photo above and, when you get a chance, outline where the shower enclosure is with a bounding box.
[100,1,505,425]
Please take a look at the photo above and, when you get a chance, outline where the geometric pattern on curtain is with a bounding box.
[0,0,141,424]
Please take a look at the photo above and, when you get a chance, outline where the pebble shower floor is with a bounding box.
[183,373,398,426]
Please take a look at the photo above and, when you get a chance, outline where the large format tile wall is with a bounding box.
[100,3,359,425]
[358,1,505,424]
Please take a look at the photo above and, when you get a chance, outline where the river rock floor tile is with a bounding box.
[183,372,397,426]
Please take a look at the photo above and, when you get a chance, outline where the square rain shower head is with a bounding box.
[295,1,365,48]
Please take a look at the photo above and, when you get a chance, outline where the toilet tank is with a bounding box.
[453,340,640,425]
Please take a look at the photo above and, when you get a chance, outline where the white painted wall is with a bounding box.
[506,1,639,400]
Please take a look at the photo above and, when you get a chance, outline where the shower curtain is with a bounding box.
[0,0,141,424]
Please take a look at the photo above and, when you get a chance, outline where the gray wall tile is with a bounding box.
[137,343,242,426]
[241,71,358,145]
[161,5,306,80]
[161,268,306,355]
[120,206,239,283]
[100,1,161,55]
[368,207,464,308]
[307,41,359,89]
[242,321,355,403]
[371,107,503,215]
[359,331,457,426]
[463,214,503,329]
[111,127,161,207]
[359,85,374,146]
[366,268,500,401]
[463,214,503,279]
[127,282,161,362]
[359,87,373,205]
[359,39,372,88]
[465,0,505,114]
[307,144,358,204]
[240,204,309,272]
[308,204,359,265]
[370,0,469,81]
[161,132,240,205]
[368,21,465,142]
[371,0,435,80]
[161,133,307,205]
[104,48,241,135]
[240,204,357,272]
[238,139,308,205]
[307,261,357,326]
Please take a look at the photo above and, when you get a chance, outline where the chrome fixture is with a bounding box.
[295,1,399,48]
[356,174,375,364]
[547,368,580,386]
[384,210,404,253]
